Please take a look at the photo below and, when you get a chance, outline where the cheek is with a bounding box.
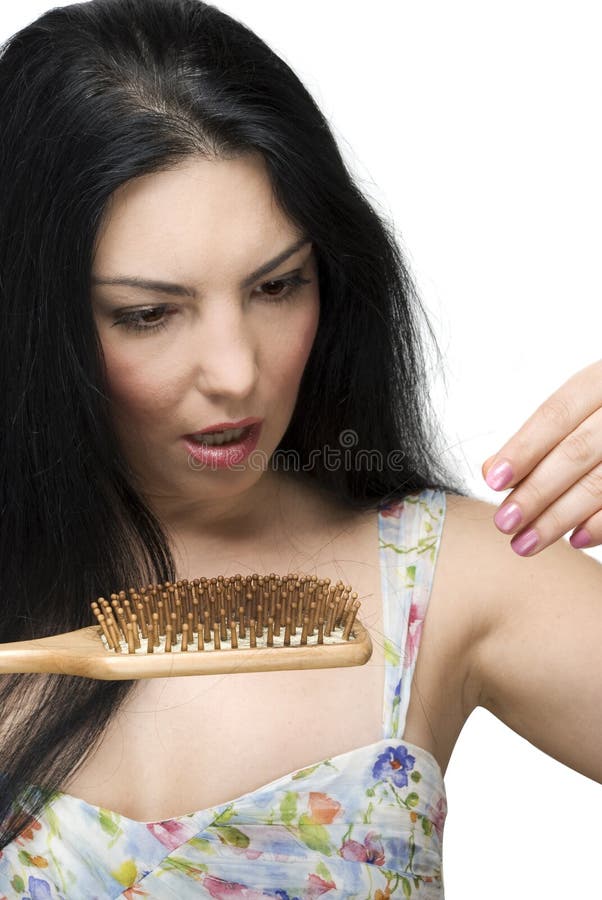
[102,349,178,428]
[274,296,320,386]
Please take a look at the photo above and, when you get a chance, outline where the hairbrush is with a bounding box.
[0,573,372,679]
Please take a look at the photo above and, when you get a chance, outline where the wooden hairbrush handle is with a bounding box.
[0,619,372,679]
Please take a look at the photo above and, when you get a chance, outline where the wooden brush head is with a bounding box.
[0,572,373,679]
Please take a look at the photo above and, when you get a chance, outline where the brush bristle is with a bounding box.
[89,573,361,656]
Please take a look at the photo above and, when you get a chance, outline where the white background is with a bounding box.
[2,2,601,897]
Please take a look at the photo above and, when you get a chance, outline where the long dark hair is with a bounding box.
[0,0,468,846]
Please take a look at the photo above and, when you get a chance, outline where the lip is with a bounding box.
[183,422,262,470]
[184,416,263,436]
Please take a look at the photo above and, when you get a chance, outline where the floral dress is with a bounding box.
[0,488,448,899]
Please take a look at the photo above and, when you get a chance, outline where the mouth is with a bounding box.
[184,417,263,442]
[182,421,262,467]
[186,424,254,446]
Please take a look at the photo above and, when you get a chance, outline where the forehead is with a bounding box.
[92,154,302,278]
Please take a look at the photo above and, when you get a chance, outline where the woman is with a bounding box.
[0,0,600,897]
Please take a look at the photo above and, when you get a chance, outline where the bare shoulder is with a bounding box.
[432,490,502,642]
[434,491,509,675]
[443,487,602,643]
[401,491,503,769]
[423,492,502,717]
[441,490,602,782]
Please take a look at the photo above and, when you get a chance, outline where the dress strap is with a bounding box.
[378,488,447,739]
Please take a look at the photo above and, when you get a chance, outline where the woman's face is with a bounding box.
[90,153,320,531]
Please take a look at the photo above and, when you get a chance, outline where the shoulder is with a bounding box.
[439,491,602,782]
[390,490,501,768]
[437,487,597,660]
[424,488,551,708]
[436,489,504,630]
[421,491,503,719]
[429,489,558,722]
[441,487,602,647]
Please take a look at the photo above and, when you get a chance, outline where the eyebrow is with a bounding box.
[91,235,312,298]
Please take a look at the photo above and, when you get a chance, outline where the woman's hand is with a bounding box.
[481,358,602,556]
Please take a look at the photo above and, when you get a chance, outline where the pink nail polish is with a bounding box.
[494,502,522,533]
[570,528,591,549]
[485,459,513,490]
[511,528,538,556]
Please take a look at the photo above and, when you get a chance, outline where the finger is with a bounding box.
[481,454,496,480]
[483,359,602,491]
[492,411,602,536]
[501,461,602,556]
[569,507,602,549]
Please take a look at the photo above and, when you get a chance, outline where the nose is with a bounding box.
[192,301,260,400]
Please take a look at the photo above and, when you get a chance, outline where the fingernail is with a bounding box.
[485,458,514,490]
[511,528,538,556]
[570,527,591,549]
[494,502,522,533]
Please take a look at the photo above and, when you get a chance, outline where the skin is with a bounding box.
[74,153,602,817]
[90,152,321,547]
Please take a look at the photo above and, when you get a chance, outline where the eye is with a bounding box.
[256,273,312,301]
[112,305,171,335]
[112,272,313,335]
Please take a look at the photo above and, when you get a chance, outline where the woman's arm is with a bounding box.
[465,360,602,783]
[460,494,602,785]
